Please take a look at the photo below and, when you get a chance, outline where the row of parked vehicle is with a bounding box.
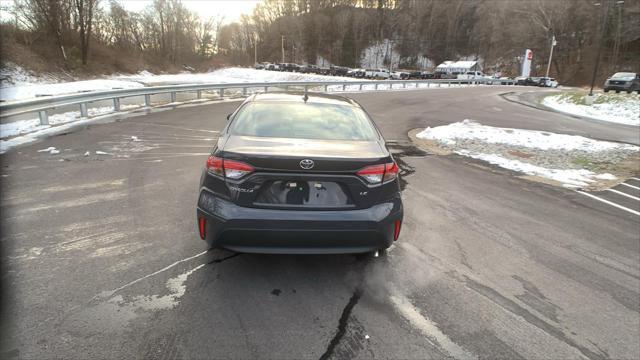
[254,62,442,80]
[515,76,559,88]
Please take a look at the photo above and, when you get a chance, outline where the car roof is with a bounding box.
[249,92,360,107]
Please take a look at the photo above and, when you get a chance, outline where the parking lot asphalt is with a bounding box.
[1,87,638,359]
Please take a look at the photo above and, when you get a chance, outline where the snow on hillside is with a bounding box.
[112,67,358,86]
[0,67,360,102]
[542,92,640,126]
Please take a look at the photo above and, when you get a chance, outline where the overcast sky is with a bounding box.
[0,0,263,24]
[120,0,262,23]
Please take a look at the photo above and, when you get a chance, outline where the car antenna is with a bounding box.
[303,93,309,103]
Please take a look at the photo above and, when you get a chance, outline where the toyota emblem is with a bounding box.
[300,159,314,169]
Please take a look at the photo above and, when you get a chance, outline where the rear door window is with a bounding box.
[229,101,379,141]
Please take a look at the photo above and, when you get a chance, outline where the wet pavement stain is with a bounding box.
[387,141,430,191]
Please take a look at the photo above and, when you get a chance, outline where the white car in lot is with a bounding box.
[457,71,485,80]
[390,70,409,80]
[366,68,390,79]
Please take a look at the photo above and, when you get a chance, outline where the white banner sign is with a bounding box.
[521,49,533,77]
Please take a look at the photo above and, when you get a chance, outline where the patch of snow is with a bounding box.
[112,67,358,86]
[130,136,140,141]
[84,151,90,156]
[37,146,56,152]
[458,151,608,188]
[416,119,637,152]
[542,93,640,126]
[95,151,111,155]
[1,79,144,102]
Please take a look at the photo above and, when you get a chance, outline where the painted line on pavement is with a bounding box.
[577,191,640,216]
[620,183,640,191]
[606,188,640,201]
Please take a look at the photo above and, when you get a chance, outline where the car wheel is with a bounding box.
[615,90,620,93]
[604,89,609,92]
[627,90,632,94]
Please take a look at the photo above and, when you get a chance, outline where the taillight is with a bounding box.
[394,219,401,241]
[198,216,206,240]
[357,162,398,184]
[206,156,254,179]
[206,156,224,176]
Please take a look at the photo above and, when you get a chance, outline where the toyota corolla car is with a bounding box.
[196,92,403,255]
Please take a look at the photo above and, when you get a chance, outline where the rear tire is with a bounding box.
[627,90,632,94]
[604,88,609,92]
[615,90,620,93]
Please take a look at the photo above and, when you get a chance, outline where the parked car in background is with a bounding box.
[366,68,390,79]
[280,63,300,72]
[420,72,435,79]
[538,77,559,88]
[604,72,640,93]
[457,71,484,80]
[516,77,541,86]
[299,64,319,74]
[255,62,270,70]
[390,70,410,80]
[348,68,367,78]
[330,66,349,76]
[317,67,331,75]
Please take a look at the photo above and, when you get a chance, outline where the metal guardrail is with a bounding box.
[0,78,516,125]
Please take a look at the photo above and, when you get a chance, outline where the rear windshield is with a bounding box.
[229,101,379,141]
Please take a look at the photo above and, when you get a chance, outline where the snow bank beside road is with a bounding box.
[0,79,144,102]
[542,92,640,126]
[416,120,638,188]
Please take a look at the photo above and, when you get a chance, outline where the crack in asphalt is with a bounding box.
[207,252,242,264]
[319,288,363,360]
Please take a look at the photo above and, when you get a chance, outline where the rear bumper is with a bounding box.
[196,191,403,254]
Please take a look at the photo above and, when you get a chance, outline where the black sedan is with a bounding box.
[196,92,403,255]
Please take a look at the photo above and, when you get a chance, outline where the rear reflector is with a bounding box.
[357,162,399,184]
[198,216,206,240]
[206,156,254,179]
[394,220,401,241]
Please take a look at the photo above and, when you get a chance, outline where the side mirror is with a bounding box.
[226,114,232,121]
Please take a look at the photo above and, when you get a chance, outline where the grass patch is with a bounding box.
[543,90,640,106]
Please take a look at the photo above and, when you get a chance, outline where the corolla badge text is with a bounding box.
[300,159,315,169]
[229,186,254,193]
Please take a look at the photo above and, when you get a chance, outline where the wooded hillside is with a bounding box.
[1,0,639,85]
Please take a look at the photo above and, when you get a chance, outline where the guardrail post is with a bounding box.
[170,92,177,103]
[113,98,120,111]
[359,84,363,91]
[219,88,224,98]
[243,87,247,96]
[403,82,406,89]
[375,83,379,90]
[144,94,151,107]
[38,110,49,125]
[79,102,88,117]
[196,90,202,99]
[324,84,328,92]
[447,81,450,88]
[284,85,289,91]
[342,84,346,91]
[304,85,309,92]
[264,86,269,93]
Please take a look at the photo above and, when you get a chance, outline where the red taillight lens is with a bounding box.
[383,162,399,183]
[357,162,398,184]
[198,216,206,240]
[206,156,254,179]
[393,219,401,241]
[206,156,224,176]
